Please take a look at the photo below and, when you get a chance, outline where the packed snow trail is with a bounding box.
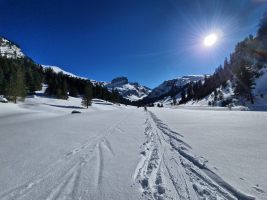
[134,111,255,200]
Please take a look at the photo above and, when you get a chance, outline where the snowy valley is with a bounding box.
[1,12,267,200]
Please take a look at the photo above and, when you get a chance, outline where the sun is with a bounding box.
[203,33,218,47]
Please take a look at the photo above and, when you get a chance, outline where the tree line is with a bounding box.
[0,56,130,106]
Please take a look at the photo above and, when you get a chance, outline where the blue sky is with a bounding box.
[0,0,266,88]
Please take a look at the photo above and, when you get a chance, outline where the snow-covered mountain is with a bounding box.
[4,35,266,108]
[41,65,87,79]
[105,77,151,101]
[0,37,24,58]
[42,66,149,101]
[183,70,267,110]
[41,65,109,86]
[146,75,205,101]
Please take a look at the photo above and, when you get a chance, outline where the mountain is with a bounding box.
[105,77,151,101]
[0,37,131,104]
[2,34,267,109]
[42,65,87,79]
[0,37,24,58]
[41,66,150,101]
[147,75,205,99]
[40,66,150,101]
[0,37,148,102]
[0,36,203,103]
[41,65,110,87]
[137,75,206,105]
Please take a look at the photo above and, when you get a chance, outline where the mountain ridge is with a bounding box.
[0,36,209,102]
[2,35,267,108]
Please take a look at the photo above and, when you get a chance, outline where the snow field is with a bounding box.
[0,96,266,199]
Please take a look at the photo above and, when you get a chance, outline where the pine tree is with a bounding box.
[25,68,43,94]
[214,89,218,102]
[234,60,255,104]
[25,70,36,94]
[172,97,177,105]
[179,89,186,104]
[69,85,78,97]
[82,84,92,108]
[218,90,224,101]
[0,67,4,94]
[258,11,267,38]
[8,68,26,103]
[61,80,68,99]
[110,89,120,103]
[186,84,193,99]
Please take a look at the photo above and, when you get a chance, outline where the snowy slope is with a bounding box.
[0,37,24,58]
[42,65,87,79]
[185,69,267,110]
[254,67,267,95]
[106,77,151,101]
[182,81,235,107]
[41,65,110,87]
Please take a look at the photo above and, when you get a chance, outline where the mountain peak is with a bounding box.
[106,77,150,101]
[111,77,129,86]
[0,36,24,59]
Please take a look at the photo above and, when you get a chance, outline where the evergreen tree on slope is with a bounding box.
[7,68,26,103]
[82,83,93,108]
[234,60,255,104]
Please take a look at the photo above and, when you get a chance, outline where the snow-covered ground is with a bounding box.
[0,97,144,200]
[152,107,267,200]
[0,97,266,199]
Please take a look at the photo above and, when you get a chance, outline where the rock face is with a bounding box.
[105,77,151,101]
[0,37,24,58]
[110,77,129,87]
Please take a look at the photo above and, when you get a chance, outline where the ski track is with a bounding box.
[0,114,127,200]
[134,111,255,200]
[0,110,257,200]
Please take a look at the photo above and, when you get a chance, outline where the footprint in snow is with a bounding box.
[253,185,265,193]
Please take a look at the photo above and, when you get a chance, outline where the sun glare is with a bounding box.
[203,33,218,47]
